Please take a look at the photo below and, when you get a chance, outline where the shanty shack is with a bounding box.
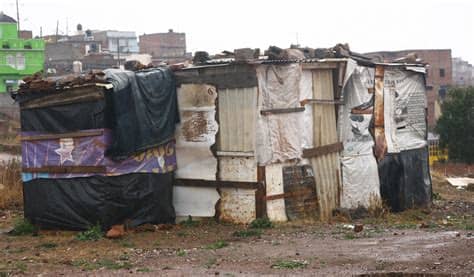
[173,57,431,223]
[15,53,432,230]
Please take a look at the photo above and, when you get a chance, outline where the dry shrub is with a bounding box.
[0,158,23,209]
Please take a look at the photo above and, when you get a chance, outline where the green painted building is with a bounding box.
[0,12,44,93]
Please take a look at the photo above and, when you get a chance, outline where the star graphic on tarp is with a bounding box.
[55,138,75,164]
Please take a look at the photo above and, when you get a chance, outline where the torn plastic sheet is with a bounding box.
[173,186,219,217]
[256,64,303,165]
[338,66,381,209]
[378,147,431,212]
[383,69,427,153]
[175,84,218,180]
[23,172,175,230]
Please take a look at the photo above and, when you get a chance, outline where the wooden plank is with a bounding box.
[23,165,106,174]
[21,130,104,141]
[256,166,267,219]
[266,187,314,201]
[175,179,262,190]
[260,107,305,116]
[216,151,254,157]
[301,63,338,70]
[20,85,104,110]
[373,65,387,161]
[300,99,344,106]
[302,142,343,158]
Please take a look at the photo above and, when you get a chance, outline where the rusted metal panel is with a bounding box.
[219,188,256,224]
[282,165,319,220]
[218,87,257,153]
[218,156,258,224]
[373,65,387,161]
[175,84,218,180]
[310,69,342,221]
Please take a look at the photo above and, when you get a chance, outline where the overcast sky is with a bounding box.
[2,0,473,62]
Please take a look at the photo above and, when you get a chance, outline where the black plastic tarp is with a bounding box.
[20,100,107,132]
[378,147,432,212]
[23,173,175,230]
[104,68,179,160]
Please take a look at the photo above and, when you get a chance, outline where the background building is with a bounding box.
[452,57,474,87]
[365,49,453,128]
[92,30,139,60]
[0,12,44,93]
[139,30,190,65]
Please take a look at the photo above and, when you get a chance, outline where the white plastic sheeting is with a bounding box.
[256,64,303,165]
[173,186,220,217]
[175,84,218,180]
[339,66,381,209]
[383,69,427,153]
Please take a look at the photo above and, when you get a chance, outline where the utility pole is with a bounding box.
[117,37,121,68]
[55,20,59,43]
[16,0,20,36]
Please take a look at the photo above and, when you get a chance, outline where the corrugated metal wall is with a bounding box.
[218,87,257,153]
[310,69,341,221]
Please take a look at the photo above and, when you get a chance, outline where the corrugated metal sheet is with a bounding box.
[310,69,342,221]
[218,87,257,153]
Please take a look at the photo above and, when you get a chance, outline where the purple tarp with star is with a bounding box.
[21,129,177,181]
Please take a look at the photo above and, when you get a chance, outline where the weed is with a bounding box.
[9,218,37,236]
[73,259,132,270]
[177,231,187,237]
[176,249,186,256]
[233,229,262,238]
[249,218,273,229]
[119,240,135,248]
[180,215,199,227]
[37,242,58,249]
[432,192,443,200]
[392,222,418,229]
[205,240,228,250]
[204,257,217,268]
[76,224,103,241]
[343,233,356,240]
[271,260,308,269]
[14,262,27,273]
[137,267,151,272]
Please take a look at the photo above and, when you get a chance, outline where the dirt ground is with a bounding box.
[0,166,473,276]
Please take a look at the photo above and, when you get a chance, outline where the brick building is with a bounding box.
[365,49,453,128]
[139,30,189,65]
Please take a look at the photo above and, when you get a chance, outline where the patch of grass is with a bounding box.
[179,215,199,227]
[204,257,217,269]
[119,240,135,248]
[14,262,27,273]
[137,267,151,273]
[37,242,58,249]
[205,240,228,250]
[76,224,103,241]
[9,218,37,236]
[177,231,187,237]
[392,222,418,229]
[176,249,186,256]
[72,259,132,271]
[343,233,356,240]
[233,229,262,238]
[249,218,273,229]
[271,260,308,269]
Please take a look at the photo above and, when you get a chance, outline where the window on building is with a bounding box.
[16,54,25,70]
[439,68,445,77]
